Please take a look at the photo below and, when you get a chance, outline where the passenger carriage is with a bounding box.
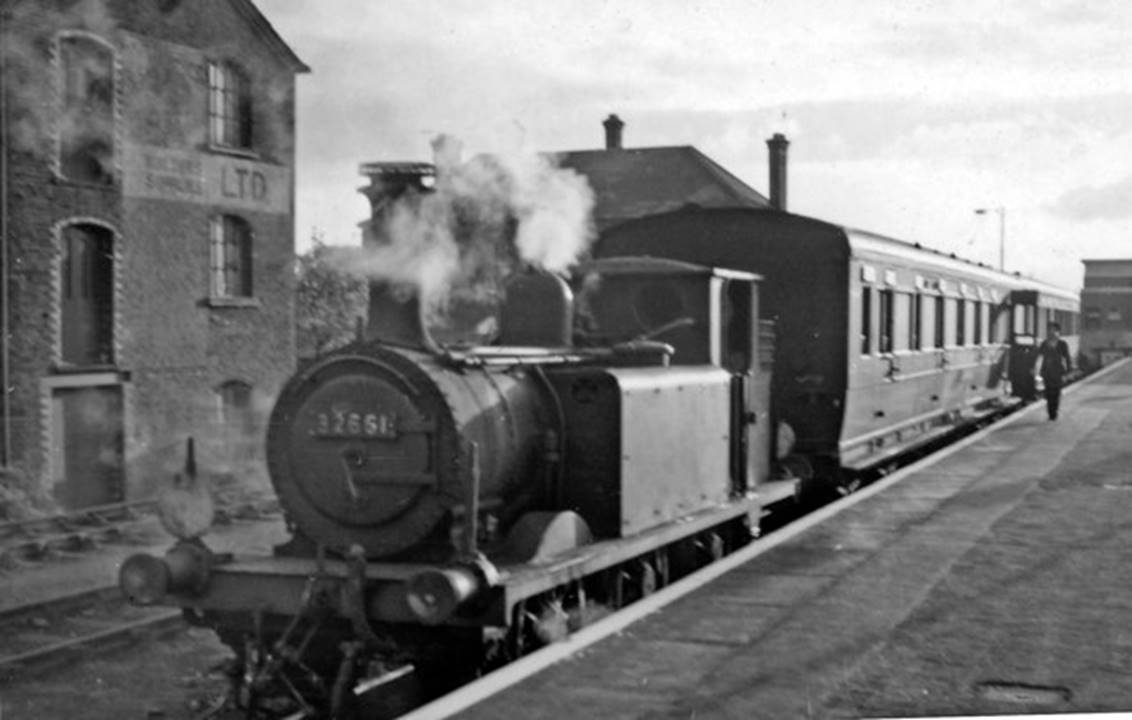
[597,206,1079,490]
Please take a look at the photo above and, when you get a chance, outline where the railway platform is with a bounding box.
[432,358,1132,720]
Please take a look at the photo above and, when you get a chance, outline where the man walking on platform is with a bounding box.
[1034,322,1072,420]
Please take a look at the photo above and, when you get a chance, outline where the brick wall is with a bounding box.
[1,0,303,508]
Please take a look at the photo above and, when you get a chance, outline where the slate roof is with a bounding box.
[232,0,311,73]
[555,145,771,231]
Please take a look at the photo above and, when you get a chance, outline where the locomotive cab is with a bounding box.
[571,257,781,510]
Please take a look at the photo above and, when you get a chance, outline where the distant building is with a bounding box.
[556,114,774,232]
[1081,258,1132,368]
[0,0,308,511]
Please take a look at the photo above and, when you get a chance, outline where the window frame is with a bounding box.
[955,298,966,347]
[860,286,873,356]
[210,214,254,301]
[933,295,945,349]
[909,292,922,351]
[208,60,253,152]
[878,288,895,354]
[57,32,116,186]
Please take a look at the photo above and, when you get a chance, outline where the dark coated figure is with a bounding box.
[1034,322,1072,420]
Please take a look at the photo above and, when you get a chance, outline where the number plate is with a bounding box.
[310,409,398,439]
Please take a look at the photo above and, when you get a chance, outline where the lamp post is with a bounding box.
[974,206,1006,272]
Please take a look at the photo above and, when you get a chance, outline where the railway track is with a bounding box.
[0,493,281,568]
[0,585,184,681]
[0,500,156,566]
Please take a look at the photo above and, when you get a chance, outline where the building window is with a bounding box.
[59,35,114,184]
[208,61,252,150]
[860,286,872,355]
[210,215,253,297]
[217,380,256,466]
[879,289,894,354]
[218,380,253,430]
[61,223,114,366]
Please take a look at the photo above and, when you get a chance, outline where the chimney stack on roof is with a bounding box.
[603,114,625,150]
[767,133,789,212]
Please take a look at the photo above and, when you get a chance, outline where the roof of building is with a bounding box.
[232,0,310,73]
[554,145,771,231]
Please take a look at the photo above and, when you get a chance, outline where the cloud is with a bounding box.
[1050,177,1132,221]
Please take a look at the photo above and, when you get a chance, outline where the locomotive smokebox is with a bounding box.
[267,340,553,559]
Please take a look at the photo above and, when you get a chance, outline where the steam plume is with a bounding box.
[353,135,595,322]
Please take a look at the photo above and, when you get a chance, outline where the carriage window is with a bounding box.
[933,296,944,349]
[860,286,872,355]
[955,299,966,346]
[879,289,894,353]
[989,305,999,343]
[892,292,910,351]
[909,292,922,350]
[973,301,983,345]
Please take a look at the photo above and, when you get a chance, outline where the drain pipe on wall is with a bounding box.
[0,9,12,467]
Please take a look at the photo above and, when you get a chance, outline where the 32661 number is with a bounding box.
[310,410,397,439]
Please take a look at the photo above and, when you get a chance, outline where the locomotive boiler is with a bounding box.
[119,256,779,718]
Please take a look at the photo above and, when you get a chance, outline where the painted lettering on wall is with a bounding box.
[141,151,204,198]
[123,143,290,214]
[220,164,269,204]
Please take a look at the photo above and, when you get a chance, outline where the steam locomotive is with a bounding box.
[119,203,1079,719]
[120,255,779,718]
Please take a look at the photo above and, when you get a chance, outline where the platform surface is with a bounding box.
[455,360,1132,719]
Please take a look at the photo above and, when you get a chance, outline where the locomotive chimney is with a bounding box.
[603,114,624,150]
[366,283,439,353]
[767,133,789,212]
[432,133,463,176]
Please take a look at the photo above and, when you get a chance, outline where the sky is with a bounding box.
[262,0,1132,290]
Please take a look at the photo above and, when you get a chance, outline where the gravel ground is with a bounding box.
[0,625,232,720]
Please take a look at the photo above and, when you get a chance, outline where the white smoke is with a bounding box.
[351,135,595,319]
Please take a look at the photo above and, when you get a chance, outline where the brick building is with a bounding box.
[1081,258,1132,368]
[0,0,307,511]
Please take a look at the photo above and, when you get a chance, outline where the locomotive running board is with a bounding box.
[491,500,756,613]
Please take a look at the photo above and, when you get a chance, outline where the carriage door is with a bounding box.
[724,279,758,494]
[51,385,124,509]
[61,224,114,366]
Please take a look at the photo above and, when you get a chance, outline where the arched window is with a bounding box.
[218,380,253,430]
[58,35,115,184]
[210,215,253,297]
[61,223,114,366]
[216,380,256,464]
[208,61,252,150]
